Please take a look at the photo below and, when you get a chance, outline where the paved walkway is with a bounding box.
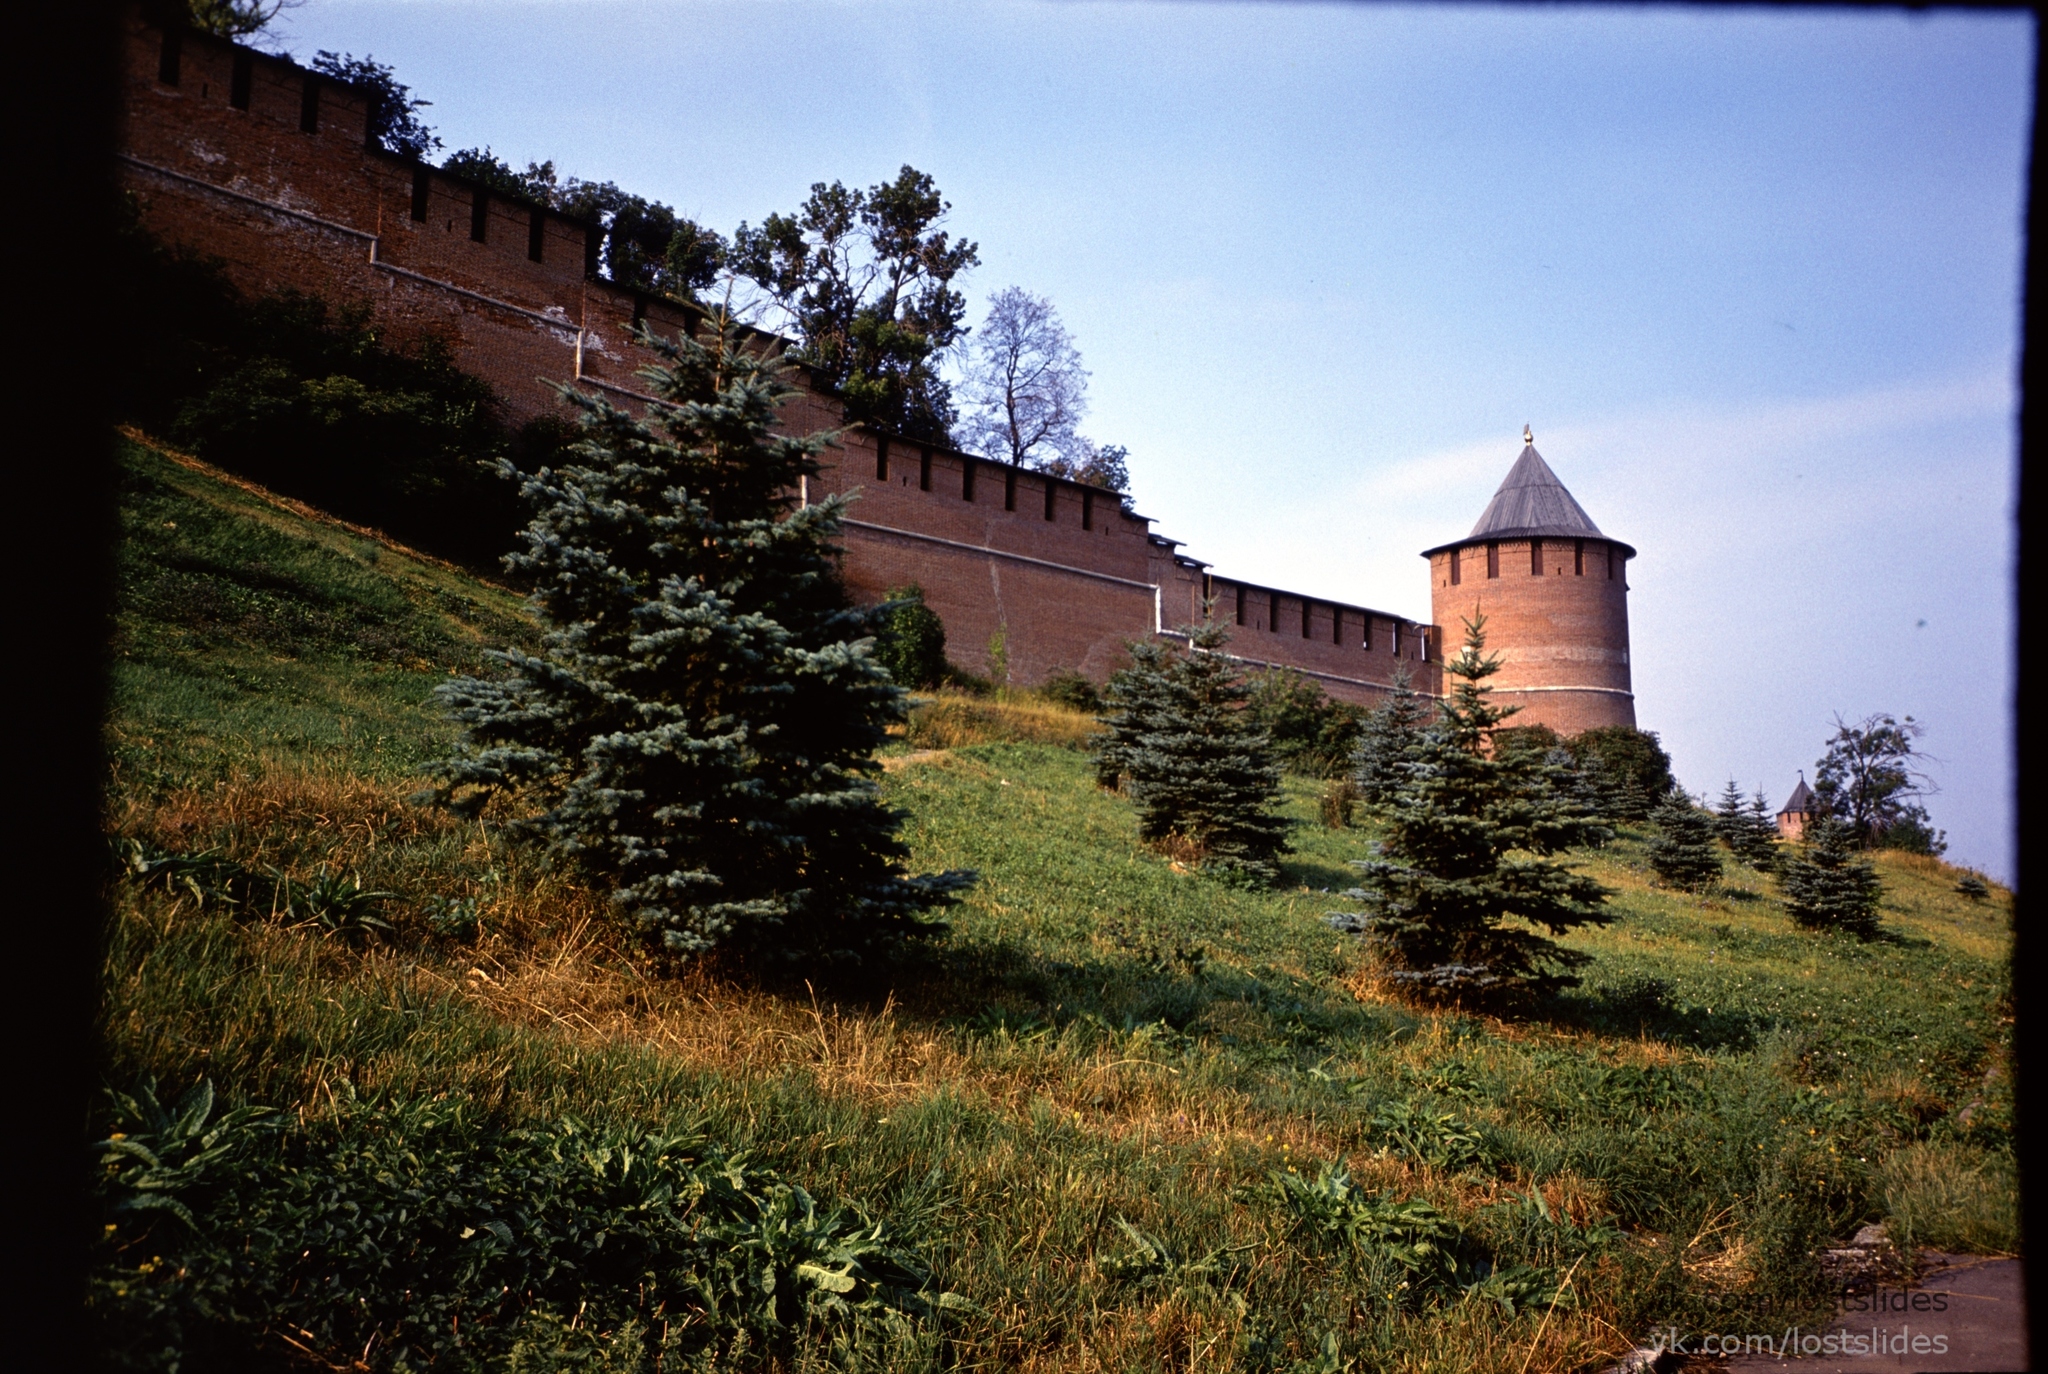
[1713,1257,2027,1373]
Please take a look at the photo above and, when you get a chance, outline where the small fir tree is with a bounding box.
[1955,874,1990,901]
[1648,794,1723,891]
[872,584,949,690]
[423,313,973,962]
[1093,621,1290,882]
[1331,616,1611,1008]
[1781,818,1883,938]
[1093,638,1173,790]
[1733,787,1783,871]
[1352,664,1433,808]
[1712,779,1748,848]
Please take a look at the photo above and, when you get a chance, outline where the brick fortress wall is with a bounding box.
[119,12,1442,705]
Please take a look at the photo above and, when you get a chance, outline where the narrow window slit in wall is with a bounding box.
[471,188,489,243]
[1332,607,1343,645]
[1270,590,1282,633]
[1574,539,1584,576]
[1003,465,1017,511]
[876,437,890,481]
[1082,489,1094,530]
[410,167,431,222]
[1043,479,1055,521]
[362,93,379,149]
[1531,538,1544,575]
[1302,600,1312,637]
[158,27,181,85]
[1486,542,1500,579]
[1235,585,1246,626]
[230,52,252,109]
[528,208,546,263]
[1450,549,1461,585]
[961,457,976,500]
[919,449,932,492]
[584,226,602,279]
[1607,544,1616,580]
[299,77,320,134]
[1362,616,1372,651]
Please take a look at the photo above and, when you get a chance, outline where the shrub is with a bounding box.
[1038,668,1103,714]
[1781,818,1883,938]
[1955,874,1990,901]
[423,313,973,962]
[115,204,532,572]
[872,584,950,689]
[1566,725,1676,821]
[1245,667,1363,777]
[1093,622,1290,882]
[1647,794,1722,891]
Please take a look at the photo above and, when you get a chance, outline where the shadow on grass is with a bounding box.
[775,926,1410,1063]
[1545,975,1766,1053]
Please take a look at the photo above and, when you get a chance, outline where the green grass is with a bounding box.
[98,435,2016,1373]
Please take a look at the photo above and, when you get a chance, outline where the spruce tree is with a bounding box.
[1330,616,1611,1007]
[1734,787,1783,872]
[1093,638,1174,790]
[1648,793,1722,891]
[1781,818,1883,938]
[423,313,973,962]
[1352,664,1433,808]
[1094,621,1290,882]
[1712,779,1747,848]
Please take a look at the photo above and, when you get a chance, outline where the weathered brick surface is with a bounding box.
[1426,536,1636,733]
[119,11,1447,705]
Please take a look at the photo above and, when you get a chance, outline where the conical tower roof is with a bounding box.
[1780,776,1815,816]
[1421,428,1634,557]
[1467,441,1604,541]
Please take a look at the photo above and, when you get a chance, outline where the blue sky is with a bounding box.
[273,0,2030,881]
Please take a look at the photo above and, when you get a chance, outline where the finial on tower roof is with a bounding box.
[1523,424,1534,446]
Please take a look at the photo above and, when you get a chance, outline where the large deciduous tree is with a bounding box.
[422,313,973,963]
[730,168,978,444]
[956,288,1134,497]
[956,287,1092,469]
[1330,616,1611,1008]
[1812,712,1943,852]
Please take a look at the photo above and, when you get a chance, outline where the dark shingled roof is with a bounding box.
[1467,444,1604,541]
[1779,777,1815,816]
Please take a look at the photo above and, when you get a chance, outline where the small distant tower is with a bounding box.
[1421,427,1637,735]
[1776,774,1816,840]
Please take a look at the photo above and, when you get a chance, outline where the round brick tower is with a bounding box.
[1421,428,1636,735]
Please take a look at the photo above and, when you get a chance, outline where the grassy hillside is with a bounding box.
[99,435,2015,1372]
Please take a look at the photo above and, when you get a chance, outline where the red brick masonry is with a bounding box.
[118,13,1663,717]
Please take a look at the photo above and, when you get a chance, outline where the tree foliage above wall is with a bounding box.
[730,168,980,444]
